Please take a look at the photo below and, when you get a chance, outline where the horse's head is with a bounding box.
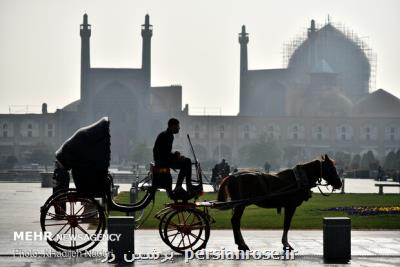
[321,154,342,190]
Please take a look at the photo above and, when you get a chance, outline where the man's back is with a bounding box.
[153,129,174,166]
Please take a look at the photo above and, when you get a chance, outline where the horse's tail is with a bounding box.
[217,176,230,202]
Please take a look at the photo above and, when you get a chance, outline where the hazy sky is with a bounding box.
[0,0,399,115]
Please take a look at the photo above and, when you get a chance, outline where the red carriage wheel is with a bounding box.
[162,208,210,254]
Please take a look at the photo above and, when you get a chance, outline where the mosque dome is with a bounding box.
[353,89,400,117]
[288,22,371,101]
[300,89,354,117]
[62,100,80,112]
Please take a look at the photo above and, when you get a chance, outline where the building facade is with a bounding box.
[1,16,399,167]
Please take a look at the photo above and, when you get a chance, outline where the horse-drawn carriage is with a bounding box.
[40,117,212,254]
[40,117,342,254]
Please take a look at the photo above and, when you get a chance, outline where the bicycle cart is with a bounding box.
[40,117,215,254]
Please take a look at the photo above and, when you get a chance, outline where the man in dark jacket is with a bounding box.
[153,118,192,197]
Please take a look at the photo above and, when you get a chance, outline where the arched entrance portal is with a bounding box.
[92,82,137,163]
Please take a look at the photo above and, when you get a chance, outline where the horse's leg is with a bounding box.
[231,205,249,251]
[282,205,296,251]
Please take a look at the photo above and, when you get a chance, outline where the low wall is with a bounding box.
[0,170,42,182]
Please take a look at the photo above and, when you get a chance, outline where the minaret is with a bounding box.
[141,14,152,88]
[80,13,91,105]
[308,19,316,36]
[307,19,317,70]
[239,25,249,115]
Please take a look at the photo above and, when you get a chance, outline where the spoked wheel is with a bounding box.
[40,191,106,253]
[157,208,175,243]
[163,208,210,254]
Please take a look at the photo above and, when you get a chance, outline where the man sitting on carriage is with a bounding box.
[153,118,193,199]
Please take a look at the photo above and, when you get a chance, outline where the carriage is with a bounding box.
[40,117,213,254]
[40,117,342,254]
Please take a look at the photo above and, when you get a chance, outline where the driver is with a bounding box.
[153,118,192,198]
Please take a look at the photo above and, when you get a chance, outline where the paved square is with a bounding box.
[0,183,399,266]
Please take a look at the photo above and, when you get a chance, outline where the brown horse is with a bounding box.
[217,154,342,251]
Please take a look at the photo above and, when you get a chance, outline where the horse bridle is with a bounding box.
[316,160,335,197]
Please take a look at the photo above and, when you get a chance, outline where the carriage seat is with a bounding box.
[150,163,173,194]
[150,163,201,201]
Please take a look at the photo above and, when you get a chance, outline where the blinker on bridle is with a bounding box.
[316,160,335,197]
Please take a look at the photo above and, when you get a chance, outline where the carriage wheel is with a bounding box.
[158,208,175,243]
[163,208,210,254]
[40,191,106,252]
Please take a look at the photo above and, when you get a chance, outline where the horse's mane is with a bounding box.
[297,158,321,167]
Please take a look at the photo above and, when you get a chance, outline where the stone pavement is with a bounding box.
[0,182,399,266]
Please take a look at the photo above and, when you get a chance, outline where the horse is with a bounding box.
[217,154,342,251]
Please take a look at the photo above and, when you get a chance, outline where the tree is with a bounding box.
[1,155,18,169]
[361,150,376,170]
[384,150,400,171]
[130,143,152,165]
[6,155,18,168]
[283,146,303,167]
[383,151,395,170]
[334,151,351,170]
[350,154,361,170]
[27,143,54,167]
[245,137,280,169]
[202,159,218,171]
[396,150,400,170]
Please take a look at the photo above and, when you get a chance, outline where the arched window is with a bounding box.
[2,123,8,138]
[26,123,33,137]
[384,126,397,141]
[293,125,298,140]
[47,123,54,137]
[317,126,322,140]
[219,125,224,139]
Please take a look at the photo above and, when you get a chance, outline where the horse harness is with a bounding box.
[212,162,334,210]
[293,161,334,197]
[292,165,313,202]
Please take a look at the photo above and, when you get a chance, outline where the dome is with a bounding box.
[288,22,371,101]
[310,59,335,74]
[353,89,400,117]
[300,90,354,117]
[62,100,80,112]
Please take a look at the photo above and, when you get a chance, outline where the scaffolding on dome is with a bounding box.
[282,21,377,91]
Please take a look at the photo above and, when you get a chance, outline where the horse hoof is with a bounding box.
[238,244,250,251]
